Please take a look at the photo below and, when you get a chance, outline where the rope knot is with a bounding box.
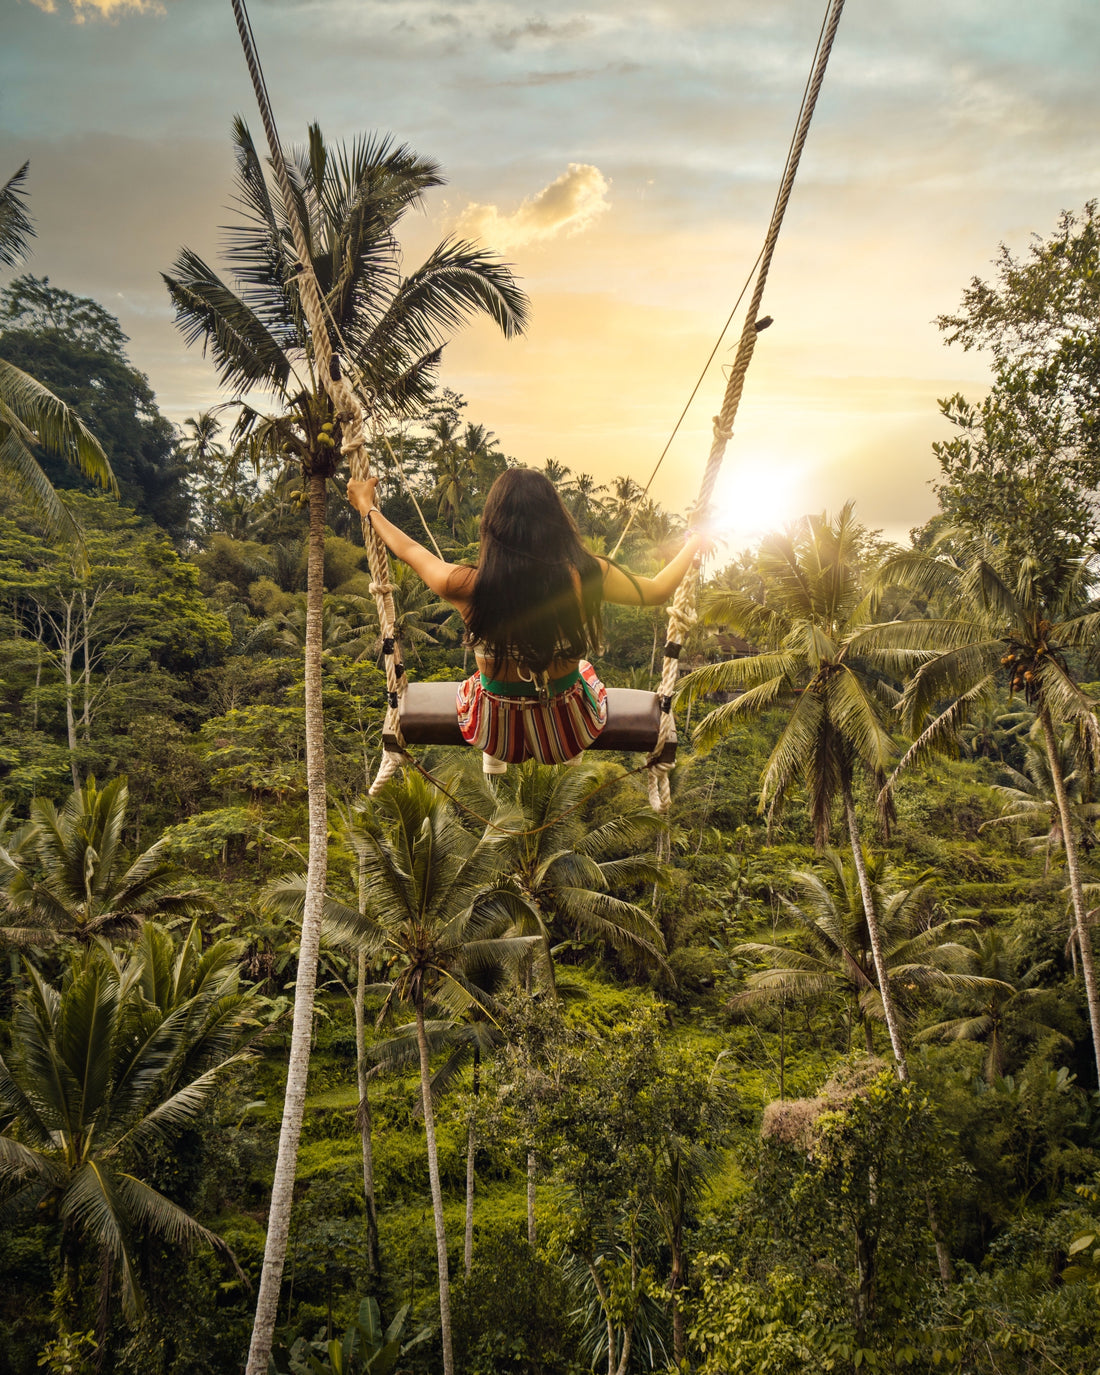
[712,415,733,443]
[369,580,395,598]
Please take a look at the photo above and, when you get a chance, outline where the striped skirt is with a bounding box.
[456,661,608,765]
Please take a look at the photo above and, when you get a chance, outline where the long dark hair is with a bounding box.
[466,468,603,674]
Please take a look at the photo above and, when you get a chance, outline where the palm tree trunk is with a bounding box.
[670,1215,686,1367]
[416,1001,455,1375]
[245,470,330,1375]
[1039,706,1100,1085]
[842,780,908,1081]
[527,1150,537,1248]
[60,598,80,790]
[464,1044,480,1276]
[355,950,380,1276]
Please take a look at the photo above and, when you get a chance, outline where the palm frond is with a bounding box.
[0,162,33,267]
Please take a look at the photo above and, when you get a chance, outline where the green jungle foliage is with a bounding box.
[3,205,1100,1375]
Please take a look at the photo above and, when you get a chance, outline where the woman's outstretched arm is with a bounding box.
[599,531,710,607]
[347,477,472,605]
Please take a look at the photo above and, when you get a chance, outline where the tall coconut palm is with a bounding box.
[0,777,208,946]
[163,119,527,1375]
[320,772,535,1375]
[732,850,993,1055]
[0,925,259,1338]
[0,163,115,546]
[872,543,1100,1083]
[681,504,930,1078]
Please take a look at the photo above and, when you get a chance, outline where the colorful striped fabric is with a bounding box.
[456,661,608,765]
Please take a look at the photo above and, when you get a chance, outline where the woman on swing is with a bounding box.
[348,468,708,774]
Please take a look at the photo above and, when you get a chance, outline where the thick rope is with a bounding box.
[229,0,408,793]
[645,0,847,811]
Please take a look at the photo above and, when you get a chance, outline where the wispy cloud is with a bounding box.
[27,0,165,19]
[489,15,592,51]
[456,164,610,250]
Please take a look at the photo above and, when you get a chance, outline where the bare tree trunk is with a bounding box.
[670,1215,686,1368]
[925,1189,953,1283]
[464,1044,480,1277]
[355,949,380,1276]
[778,1001,786,1100]
[80,587,92,740]
[60,598,80,791]
[1040,706,1100,1086]
[527,1150,537,1248]
[585,1259,618,1375]
[842,780,908,1081]
[245,472,330,1375]
[32,606,42,731]
[416,1001,455,1375]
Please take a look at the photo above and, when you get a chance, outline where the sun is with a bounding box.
[709,458,804,547]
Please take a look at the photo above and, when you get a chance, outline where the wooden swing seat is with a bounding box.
[384,682,677,764]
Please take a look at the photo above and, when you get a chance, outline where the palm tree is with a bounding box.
[359,561,450,661]
[489,761,667,994]
[681,504,930,1077]
[914,928,1069,1082]
[873,543,1100,1083]
[428,413,475,534]
[563,470,607,533]
[367,1010,501,1277]
[0,925,259,1339]
[0,163,115,546]
[1,777,208,946]
[463,420,505,497]
[321,772,535,1375]
[982,726,1100,877]
[541,457,572,494]
[163,119,527,1372]
[732,850,992,1055]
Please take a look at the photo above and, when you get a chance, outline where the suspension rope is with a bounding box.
[645,0,847,815]
[608,0,836,561]
[229,0,408,796]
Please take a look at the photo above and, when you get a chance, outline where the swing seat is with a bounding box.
[385,682,677,764]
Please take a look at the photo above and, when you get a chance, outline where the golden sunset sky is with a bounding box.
[4,0,1099,543]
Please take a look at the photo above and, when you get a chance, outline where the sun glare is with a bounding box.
[710,460,803,549]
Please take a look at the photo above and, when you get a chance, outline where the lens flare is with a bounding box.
[710,459,803,547]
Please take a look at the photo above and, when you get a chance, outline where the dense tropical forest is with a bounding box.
[3,137,1100,1375]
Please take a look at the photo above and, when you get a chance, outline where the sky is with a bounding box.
[3,0,1099,544]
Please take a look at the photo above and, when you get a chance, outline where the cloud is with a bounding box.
[455,164,610,250]
[490,15,592,51]
[27,0,165,18]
